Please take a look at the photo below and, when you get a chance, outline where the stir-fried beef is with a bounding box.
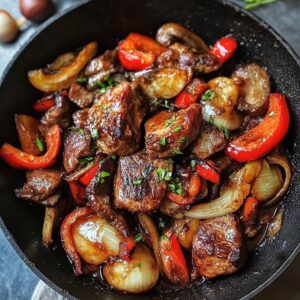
[145,104,201,158]
[84,49,120,89]
[86,82,147,156]
[41,90,71,129]
[192,214,244,279]
[157,43,219,74]
[190,122,226,159]
[72,108,89,129]
[15,169,63,203]
[63,130,92,173]
[68,83,94,108]
[114,151,173,212]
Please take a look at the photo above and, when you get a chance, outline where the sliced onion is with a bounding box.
[185,160,262,219]
[103,243,159,294]
[72,214,125,265]
[138,213,163,271]
[263,154,292,207]
[173,218,200,249]
[267,207,285,238]
[250,159,283,202]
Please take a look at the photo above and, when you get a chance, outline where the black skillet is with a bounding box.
[0,0,300,299]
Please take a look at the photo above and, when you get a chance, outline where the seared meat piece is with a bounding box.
[63,130,92,173]
[159,198,186,218]
[241,115,262,132]
[145,104,201,158]
[190,122,226,159]
[192,214,244,279]
[68,83,94,108]
[41,90,71,129]
[72,108,89,129]
[86,82,147,156]
[15,170,63,204]
[84,49,120,89]
[157,43,219,74]
[114,151,173,212]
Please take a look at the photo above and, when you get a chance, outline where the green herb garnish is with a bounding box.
[201,89,215,101]
[68,127,85,135]
[133,177,143,185]
[160,235,168,241]
[135,262,142,268]
[178,137,186,144]
[111,155,117,160]
[168,181,183,195]
[35,136,44,152]
[174,126,181,133]
[160,137,167,147]
[165,114,177,127]
[190,159,197,168]
[91,128,99,140]
[173,149,183,156]
[97,171,110,184]
[79,156,94,166]
[150,98,172,109]
[158,219,166,230]
[244,0,277,9]
[219,126,230,139]
[95,74,118,93]
[135,233,144,242]
[156,167,172,182]
[77,75,87,84]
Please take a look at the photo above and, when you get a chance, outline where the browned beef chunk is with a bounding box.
[190,122,226,159]
[68,83,94,108]
[192,214,244,279]
[241,115,263,132]
[15,170,63,204]
[86,82,147,156]
[114,151,173,212]
[159,198,186,218]
[157,43,219,74]
[145,104,201,158]
[84,49,120,89]
[41,90,71,129]
[63,130,91,173]
[72,108,89,129]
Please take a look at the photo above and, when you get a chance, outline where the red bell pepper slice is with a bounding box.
[196,160,220,184]
[119,236,135,261]
[79,161,99,186]
[118,33,166,71]
[160,232,189,284]
[0,124,61,170]
[225,93,290,163]
[69,181,86,206]
[60,207,93,276]
[167,174,201,205]
[175,78,208,109]
[209,37,238,65]
[33,96,56,112]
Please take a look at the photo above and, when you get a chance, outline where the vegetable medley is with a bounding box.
[0,23,292,294]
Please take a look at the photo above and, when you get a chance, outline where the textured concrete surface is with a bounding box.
[0,0,299,299]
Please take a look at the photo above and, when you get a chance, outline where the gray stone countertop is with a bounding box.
[0,0,299,299]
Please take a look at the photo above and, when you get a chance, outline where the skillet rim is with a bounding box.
[0,0,299,299]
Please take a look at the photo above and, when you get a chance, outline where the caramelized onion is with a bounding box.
[185,161,262,219]
[173,218,200,249]
[28,41,97,92]
[250,159,283,202]
[138,213,163,271]
[263,154,292,207]
[103,243,159,294]
[267,206,285,238]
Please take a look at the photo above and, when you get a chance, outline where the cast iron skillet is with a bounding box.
[0,0,300,299]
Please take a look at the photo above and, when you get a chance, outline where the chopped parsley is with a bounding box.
[35,136,44,152]
[244,0,277,10]
[79,156,94,166]
[174,126,181,133]
[159,137,167,147]
[219,126,230,139]
[95,74,118,93]
[111,154,117,160]
[97,171,110,184]
[77,75,87,84]
[178,137,186,144]
[91,128,99,140]
[168,181,183,195]
[158,218,166,230]
[68,127,85,135]
[201,89,215,101]
[190,159,197,168]
[156,167,172,182]
[165,114,177,127]
[160,235,168,241]
[133,177,143,185]
[135,233,144,242]
[150,98,172,109]
[173,149,183,156]
[167,158,174,164]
